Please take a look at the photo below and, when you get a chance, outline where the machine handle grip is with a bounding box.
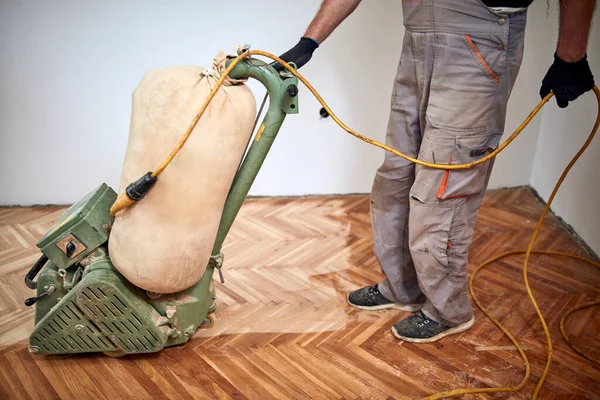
[24,284,55,307]
[25,255,48,290]
[24,296,39,307]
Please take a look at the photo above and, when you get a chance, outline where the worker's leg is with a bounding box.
[347,29,431,311]
[391,1,527,342]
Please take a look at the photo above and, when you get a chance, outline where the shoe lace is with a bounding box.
[367,285,379,296]
[417,311,431,327]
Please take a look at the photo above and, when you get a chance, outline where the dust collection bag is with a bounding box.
[108,51,257,294]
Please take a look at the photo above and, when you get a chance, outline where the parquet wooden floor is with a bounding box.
[0,187,599,399]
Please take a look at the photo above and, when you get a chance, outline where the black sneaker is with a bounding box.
[346,285,424,312]
[391,311,475,343]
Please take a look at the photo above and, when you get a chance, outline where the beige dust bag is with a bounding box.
[108,52,256,293]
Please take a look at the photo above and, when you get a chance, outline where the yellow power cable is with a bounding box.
[526,95,598,399]
[109,50,551,217]
[111,49,600,399]
[428,83,599,399]
[560,297,600,366]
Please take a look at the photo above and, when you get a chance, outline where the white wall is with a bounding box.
[0,0,546,206]
[0,0,398,204]
[530,4,600,254]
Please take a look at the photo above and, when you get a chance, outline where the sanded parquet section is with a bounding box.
[0,187,599,399]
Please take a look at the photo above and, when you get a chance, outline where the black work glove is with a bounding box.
[540,53,595,108]
[271,37,319,72]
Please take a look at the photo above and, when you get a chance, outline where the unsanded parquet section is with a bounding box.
[0,187,599,399]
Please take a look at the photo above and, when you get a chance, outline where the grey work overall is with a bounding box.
[372,0,527,326]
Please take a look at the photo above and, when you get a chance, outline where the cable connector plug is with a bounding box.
[126,172,158,201]
[109,172,157,217]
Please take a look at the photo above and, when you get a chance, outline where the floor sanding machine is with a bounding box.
[24,47,299,357]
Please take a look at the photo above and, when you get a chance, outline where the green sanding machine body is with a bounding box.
[25,47,299,356]
[28,183,217,356]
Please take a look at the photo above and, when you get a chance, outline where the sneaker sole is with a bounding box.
[391,316,475,343]
[346,294,424,312]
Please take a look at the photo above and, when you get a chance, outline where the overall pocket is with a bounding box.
[415,130,502,200]
[426,32,507,133]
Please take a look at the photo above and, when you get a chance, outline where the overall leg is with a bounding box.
[347,29,430,311]
[392,1,527,342]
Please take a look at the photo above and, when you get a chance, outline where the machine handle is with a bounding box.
[25,295,41,307]
[24,284,55,307]
[25,255,49,290]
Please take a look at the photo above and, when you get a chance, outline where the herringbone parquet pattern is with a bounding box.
[0,188,599,399]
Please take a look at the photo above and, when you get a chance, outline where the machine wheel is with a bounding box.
[200,314,215,329]
[103,350,127,358]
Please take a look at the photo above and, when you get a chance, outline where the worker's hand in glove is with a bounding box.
[540,53,595,108]
[271,37,319,72]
